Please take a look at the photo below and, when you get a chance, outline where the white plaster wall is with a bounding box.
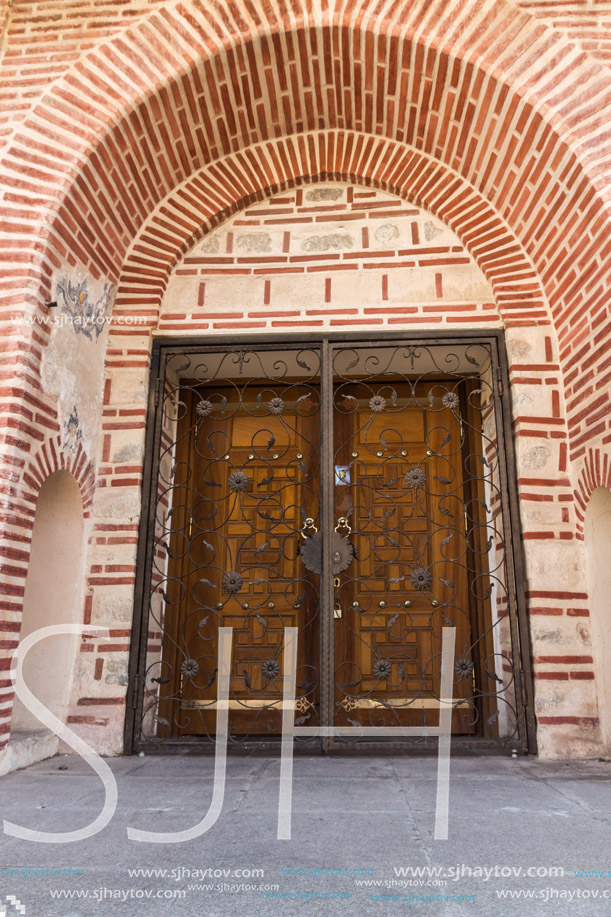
[585,487,611,752]
[10,471,87,734]
[41,265,115,462]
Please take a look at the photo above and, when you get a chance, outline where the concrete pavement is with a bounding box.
[0,754,609,915]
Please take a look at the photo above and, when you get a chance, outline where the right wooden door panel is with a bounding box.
[332,381,487,734]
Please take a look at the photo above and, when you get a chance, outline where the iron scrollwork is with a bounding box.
[139,347,322,746]
[132,339,529,753]
[330,343,521,746]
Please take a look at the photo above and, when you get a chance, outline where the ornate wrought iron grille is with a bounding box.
[126,334,536,754]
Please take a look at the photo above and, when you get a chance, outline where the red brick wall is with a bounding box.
[515,1,611,67]
[87,181,591,756]
[0,0,610,757]
[158,184,500,333]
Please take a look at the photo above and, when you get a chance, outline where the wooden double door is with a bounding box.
[158,364,496,744]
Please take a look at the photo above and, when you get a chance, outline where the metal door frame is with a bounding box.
[124,330,537,756]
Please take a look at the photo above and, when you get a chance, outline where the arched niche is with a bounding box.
[584,486,611,752]
[10,470,86,740]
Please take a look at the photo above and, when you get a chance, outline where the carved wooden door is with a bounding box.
[332,381,478,735]
[153,347,499,745]
[159,385,320,738]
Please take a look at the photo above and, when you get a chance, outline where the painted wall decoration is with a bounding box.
[57,277,115,341]
[63,405,83,454]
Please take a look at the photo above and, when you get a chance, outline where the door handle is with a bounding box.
[299,517,355,575]
[335,516,351,535]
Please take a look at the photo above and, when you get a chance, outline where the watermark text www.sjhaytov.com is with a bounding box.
[10,313,147,329]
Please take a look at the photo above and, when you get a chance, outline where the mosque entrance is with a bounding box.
[126,334,536,754]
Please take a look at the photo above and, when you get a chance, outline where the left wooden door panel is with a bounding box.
[158,386,321,738]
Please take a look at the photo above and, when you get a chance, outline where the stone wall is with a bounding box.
[76,182,597,758]
[1,0,610,762]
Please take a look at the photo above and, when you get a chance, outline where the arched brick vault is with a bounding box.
[112,133,549,327]
[1,0,610,469]
[2,2,611,152]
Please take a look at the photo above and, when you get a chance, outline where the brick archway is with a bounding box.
[0,3,607,467]
[0,1,608,310]
[0,441,93,749]
[575,449,611,539]
[113,136,549,329]
[24,437,95,519]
